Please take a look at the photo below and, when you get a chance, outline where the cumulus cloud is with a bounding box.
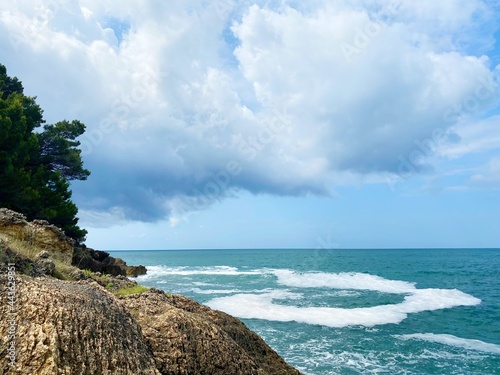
[1,0,499,224]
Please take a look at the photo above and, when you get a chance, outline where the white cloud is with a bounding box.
[1,0,498,222]
[231,2,497,174]
[442,115,500,159]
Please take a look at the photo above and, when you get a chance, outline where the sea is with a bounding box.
[111,248,500,375]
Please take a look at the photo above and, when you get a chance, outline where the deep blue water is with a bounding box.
[111,248,500,374]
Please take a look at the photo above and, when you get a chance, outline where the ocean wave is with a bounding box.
[140,266,416,296]
[139,266,482,328]
[272,269,416,294]
[137,265,261,279]
[207,275,480,328]
[396,333,500,355]
[190,287,242,295]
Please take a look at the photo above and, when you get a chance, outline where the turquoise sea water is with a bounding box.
[111,249,500,374]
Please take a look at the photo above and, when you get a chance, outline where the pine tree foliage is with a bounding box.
[0,64,90,243]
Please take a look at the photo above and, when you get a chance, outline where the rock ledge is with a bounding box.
[0,208,303,375]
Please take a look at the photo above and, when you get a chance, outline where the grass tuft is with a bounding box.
[53,259,75,280]
[3,236,77,280]
[82,269,109,280]
[114,285,149,297]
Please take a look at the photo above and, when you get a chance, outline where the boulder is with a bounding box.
[126,265,147,277]
[123,290,303,375]
[0,276,160,375]
[34,257,55,276]
[73,246,147,277]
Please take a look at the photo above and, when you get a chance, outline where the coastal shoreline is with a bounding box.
[0,208,303,375]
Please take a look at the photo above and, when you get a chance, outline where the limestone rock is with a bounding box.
[85,272,140,294]
[69,268,86,280]
[126,264,147,277]
[0,276,160,375]
[34,257,55,276]
[0,276,303,375]
[0,208,74,264]
[0,240,41,277]
[123,290,303,375]
[72,246,147,277]
[0,208,303,375]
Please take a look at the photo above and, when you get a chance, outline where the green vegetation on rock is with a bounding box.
[114,285,150,297]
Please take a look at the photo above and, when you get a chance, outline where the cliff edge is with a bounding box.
[0,209,302,375]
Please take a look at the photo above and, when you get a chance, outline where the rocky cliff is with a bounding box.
[0,209,303,375]
[0,208,74,265]
[0,208,146,278]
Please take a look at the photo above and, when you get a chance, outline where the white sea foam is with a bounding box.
[140,266,482,329]
[138,265,260,280]
[329,290,362,297]
[285,334,490,375]
[207,270,481,328]
[272,269,416,293]
[191,288,241,295]
[396,333,500,355]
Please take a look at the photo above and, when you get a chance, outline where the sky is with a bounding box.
[1,0,499,250]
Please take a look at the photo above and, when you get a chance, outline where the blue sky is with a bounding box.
[1,0,499,249]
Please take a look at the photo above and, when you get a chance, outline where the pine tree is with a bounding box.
[0,64,90,243]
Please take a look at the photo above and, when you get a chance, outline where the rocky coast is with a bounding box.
[0,208,302,375]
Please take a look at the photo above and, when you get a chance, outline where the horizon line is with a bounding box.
[106,247,500,252]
